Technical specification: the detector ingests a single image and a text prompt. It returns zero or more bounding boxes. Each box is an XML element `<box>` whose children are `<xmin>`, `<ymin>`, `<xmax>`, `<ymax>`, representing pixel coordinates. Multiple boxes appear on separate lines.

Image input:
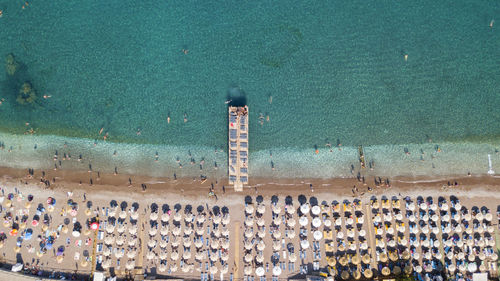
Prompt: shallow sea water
<box><xmin>0</xmin><ymin>0</ymin><xmax>500</xmax><ymax>178</ymax></box>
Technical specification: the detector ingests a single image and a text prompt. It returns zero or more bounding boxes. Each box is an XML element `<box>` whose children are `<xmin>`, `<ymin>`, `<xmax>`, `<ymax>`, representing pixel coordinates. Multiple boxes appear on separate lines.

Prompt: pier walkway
<box><xmin>228</xmin><ymin>106</ymin><xmax>248</xmax><ymax>191</ymax></box>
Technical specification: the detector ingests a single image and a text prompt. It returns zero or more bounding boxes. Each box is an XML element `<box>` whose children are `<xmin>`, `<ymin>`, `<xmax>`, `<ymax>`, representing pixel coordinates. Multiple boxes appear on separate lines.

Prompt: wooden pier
<box><xmin>228</xmin><ymin>106</ymin><xmax>248</xmax><ymax>191</ymax></box>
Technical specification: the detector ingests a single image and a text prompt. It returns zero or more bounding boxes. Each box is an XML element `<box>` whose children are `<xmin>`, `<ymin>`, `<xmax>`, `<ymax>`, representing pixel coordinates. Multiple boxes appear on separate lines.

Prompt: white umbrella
<box><xmin>431</xmin><ymin>214</ymin><xmax>438</xmax><ymax>222</ymax></box>
<box><xmin>476</xmin><ymin>213</ymin><xmax>483</xmax><ymax>221</ymax></box>
<box><xmin>273</xmin><ymin>240</ymin><xmax>281</xmax><ymax>251</ymax></box>
<box><xmin>256</xmin><ymin>267</ymin><xmax>265</xmax><ymax>277</ymax></box>
<box><xmin>300</xmin><ymin>204</ymin><xmax>310</xmax><ymax>214</ymax></box>
<box><xmin>358</xmin><ymin>229</ymin><xmax>366</xmax><ymax>236</ymax></box>
<box><xmin>324</xmin><ymin>220</ymin><xmax>332</xmax><ymax>227</ymax></box>
<box><xmin>257</xmin><ymin>204</ymin><xmax>265</xmax><ymax>214</ymax></box>
<box><xmin>185</xmin><ymin>213</ymin><xmax>194</xmax><ymax>223</ymax></box>
<box><xmin>273</xmin><ymin>231</ymin><xmax>281</xmax><ymax>239</ymax></box>
<box><xmin>272</xmin><ymin>266</ymin><xmax>282</xmax><ymax>276</ymax></box>
<box><xmin>116</xmin><ymin>235</ymin><xmax>125</xmax><ymax>246</ymax></box>
<box><xmin>245</xmin><ymin>205</ymin><xmax>254</xmax><ymax>214</ymax></box>
<box><xmin>149</xmin><ymin>228</ymin><xmax>158</xmax><ymax>237</ymax></box>
<box><xmin>422</xmin><ymin>214</ymin><xmax>429</xmax><ymax>221</ymax></box>
<box><xmin>448</xmin><ymin>264</ymin><xmax>456</xmax><ymax>273</ymax></box>
<box><xmin>244</xmin><ymin>228</ymin><xmax>253</xmax><ymax>238</ymax></box>
<box><xmin>117</xmin><ymin>224</ymin><xmax>125</xmax><ymax>234</ymax></box>
<box><xmin>129</xmin><ymin>225</ymin><xmax>138</xmax><ymax>235</ymax></box>
<box><xmin>160</xmin><ymin>226</ymin><xmax>169</xmax><ymax>236</ymax></box>
<box><xmin>287</xmin><ymin>219</ymin><xmax>296</xmax><ymax>227</ymax></box>
<box><xmin>299</xmin><ymin>216</ymin><xmax>308</xmax><ymax>226</ymax></box>
<box><xmin>374</xmin><ymin>216</ymin><xmax>382</xmax><ymax>223</ymax></box>
<box><xmin>312</xmin><ymin>217</ymin><xmax>322</xmax><ymax>228</ymax></box>
<box><xmin>222</xmin><ymin>214</ymin><xmax>230</xmax><ymax>225</ymax></box>
<box><xmin>183</xmin><ymin>251</ymin><xmax>191</xmax><ymax>260</ymax></box>
<box><xmin>420</xmin><ymin>203</ymin><xmax>427</xmax><ymax>210</ymax></box>
<box><xmin>360</xmin><ymin>242</ymin><xmax>368</xmax><ymax>250</ymax></box>
<box><xmin>150</xmin><ymin>212</ymin><xmax>158</xmax><ymax>221</ymax></box>
<box><xmin>171</xmin><ymin>251</ymin><xmax>179</xmax><ymax>261</ymax></box>
<box><xmin>286</xmin><ymin>206</ymin><xmax>295</xmax><ymax>215</ymax></box>
<box><xmin>146</xmin><ymin>251</ymin><xmax>155</xmax><ymax>260</ymax></box>
<box><xmin>485</xmin><ymin>213</ymin><xmax>492</xmax><ymax>221</ymax></box>
<box><xmin>244</xmin><ymin>253</ymin><xmax>253</xmax><ymax>263</ymax></box>
<box><xmin>300</xmin><ymin>239</ymin><xmax>310</xmax><ymax>249</ymax></box>
<box><xmin>213</xmin><ymin>215</ymin><xmax>222</xmax><ymax>224</ymax></box>
<box><xmin>174</xmin><ymin>212</ymin><xmax>182</xmax><ymax>222</ymax></box>
<box><xmin>147</xmin><ymin>239</ymin><xmax>157</xmax><ymax>248</ymax></box>
<box><xmin>289</xmin><ymin>253</ymin><xmax>297</xmax><ymax>262</ymax></box>
<box><xmin>311</xmin><ymin>206</ymin><xmax>321</xmax><ymax>216</ymax></box>
<box><xmin>244</xmin><ymin>266</ymin><xmax>253</xmax><ymax>275</ymax></box>
<box><xmin>395</xmin><ymin>213</ymin><xmax>403</xmax><ymax>221</ymax></box>
<box><xmin>441</xmin><ymin>203</ymin><xmax>449</xmax><ymax>211</ymax></box>
<box><xmin>161</xmin><ymin>213</ymin><xmax>170</xmax><ymax>222</ymax></box>
<box><xmin>159</xmin><ymin>239</ymin><xmax>167</xmax><ymax>249</ymax></box>
<box><xmin>257</xmin><ymin>240</ymin><xmax>266</xmax><ymax>251</ymax></box>
<box><xmin>337</xmin><ymin>232</ymin><xmax>344</xmax><ymax>239</ymax></box>
<box><xmin>119</xmin><ymin>211</ymin><xmax>127</xmax><ymax>219</ymax></box>
<box><xmin>196</xmin><ymin>215</ymin><xmax>205</xmax><ymax>224</ymax></box>
<box><xmin>468</xmin><ymin>263</ymin><xmax>477</xmax><ymax>273</ymax></box>
<box><xmin>272</xmin><ymin>216</ymin><xmax>281</xmax><ymax>226</ymax></box>
<box><xmin>335</xmin><ymin>217</ymin><xmax>342</xmax><ymax>226</ymax></box>
<box><xmin>272</xmin><ymin>205</ymin><xmax>282</xmax><ymax>214</ymax></box>
<box><xmin>313</xmin><ymin>230</ymin><xmax>323</xmax><ymax>241</ymax></box>
<box><xmin>442</xmin><ymin>214</ymin><xmax>450</xmax><ymax>222</ymax></box>
<box><xmin>408</xmin><ymin>203</ymin><xmax>415</xmax><ymax>211</ymax></box>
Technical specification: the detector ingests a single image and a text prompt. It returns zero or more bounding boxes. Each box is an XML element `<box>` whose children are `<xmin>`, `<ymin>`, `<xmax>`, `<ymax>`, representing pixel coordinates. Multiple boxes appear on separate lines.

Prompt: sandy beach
<box><xmin>0</xmin><ymin>165</ymin><xmax>498</xmax><ymax>280</ymax></box>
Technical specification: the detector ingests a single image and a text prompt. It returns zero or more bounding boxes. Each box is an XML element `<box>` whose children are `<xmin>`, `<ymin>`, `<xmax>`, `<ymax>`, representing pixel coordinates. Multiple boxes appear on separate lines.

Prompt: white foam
<box><xmin>0</xmin><ymin>132</ymin><xmax>498</xmax><ymax>179</ymax></box>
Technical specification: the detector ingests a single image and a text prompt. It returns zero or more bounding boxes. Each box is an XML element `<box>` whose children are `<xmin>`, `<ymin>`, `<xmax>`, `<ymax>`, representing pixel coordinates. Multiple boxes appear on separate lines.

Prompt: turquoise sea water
<box><xmin>0</xmin><ymin>0</ymin><xmax>500</xmax><ymax>178</ymax></box>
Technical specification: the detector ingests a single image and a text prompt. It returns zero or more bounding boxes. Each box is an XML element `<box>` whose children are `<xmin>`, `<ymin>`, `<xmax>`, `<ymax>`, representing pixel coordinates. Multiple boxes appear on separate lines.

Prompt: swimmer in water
<box><xmin>167</xmin><ymin>115</ymin><xmax>171</xmax><ymax>124</ymax></box>
<box><xmin>404</xmin><ymin>54</ymin><xmax>408</xmax><ymax>61</ymax></box>
<box><xmin>225</xmin><ymin>99</ymin><xmax>232</xmax><ymax>104</ymax></box>
<box><xmin>184</xmin><ymin>113</ymin><xmax>188</xmax><ymax>123</ymax></box>
<box><xmin>155</xmin><ymin>152</ymin><xmax>159</xmax><ymax>162</ymax></box>
<box><xmin>43</xmin><ymin>95</ymin><xmax>52</xmax><ymax>99</ymax></box>
<box><xmin>269</xmin><ymin>95</ymin><xmax>273</xmax><ymax>104</ymax></box>
<box><xmin>490</xmin><ymin>19</ymin><xmax>495</xmax><ymax>28</ymax></box>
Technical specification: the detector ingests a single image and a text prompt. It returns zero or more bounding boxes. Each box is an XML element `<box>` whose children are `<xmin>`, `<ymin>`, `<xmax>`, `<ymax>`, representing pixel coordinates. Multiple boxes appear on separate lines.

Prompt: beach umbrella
<box><xmin>197</xmin><ymin>214</ymin><xmax>206</xmax><ymax>224</ymax></box>
<box><xmin>287</xmin><ymin>219</ymin><xmax>296</xmax><ymax>227</ymax></box>
<box><xmin>464</xmin><ymin>213</ymin><xmax>472</xmax><ymax>221</ymax></box>
<box><xmin>245</xmin><ymin>216</ymin><xmax>254</xmax><ymax>227</ymax></box>
<box><xmin>147</xmin><ymin>239</ymin><xmax>156</xmax><ymax>248</ymax></box>
<box><xmin>158</xmin><ymin>264</ymin><xmax>167</xmax><ymax>272</ymax></box>
<box><xmin>256</xmin><ymin>253</ymin><xmax>264</xmax><ymax>263</ymax></box>
<box><xmin>185</xmin><ymin>213</ymin><xmax>194</xmax><ymax>223</ymax></box>
<box><xmin>171</xmin><ymin>251</ymin><xmax>179</xmax><ymax>261</ymax></box>
<box><xmin>170</xmin><ymin>264</ymin><xmax>178</xmax><ymax>272</ymax></box>
<box><xmin>149</xmin><ymin>228</ymin><xmax>158</xmax><ymax>237</ymax></box>
<box><xmin>341</xmin><ymin>271</ymin><xmax>350</xmax><ymax>280</ymax></box>
<box><xmin>171</xmin><ymin>237</ymin><xmax>180</xmax><ymax>247</ymax></box>
<box><xmin>339</xmin><ymin>256</ymin><xmax>348</xmax><ymax>266</ymax></box>
<box><xmin>174</xmin><ymin>212</ymin><xmax>182</xmax><ymax>222</ymax></box>
<box><xmin>117</xmin><ymin>224</ymin><xmax>126</xmax><ymax>234</ymax></box>
<box><xmin>172</xmin><ymin>226</ymin><xmax>181</xmax><ymax>236</ymax></box>
<box><xmin>424</xmin><ymin>252</ymin><xmax>432</xmax><ymax>260</ymax></box>
<box><xmin>415</xmin><ymin>265</ymin><xmax>422</xmax><ymax>273</ymax></box>
<box><xmin>210</xmin><ymin>253</ymin><xmax>218</xmax><ymax>262</ymax></box>
<box><xmin>244</xmin><ymin>266</ymin><xmax>253</xmax><ymax>275</ymax></box>
<box><xmin>272</xmin><ymin>231</ymin><xmax>281</xmax><ymax>239</ymax></box>
<box><xmin>256</xmin><ymin>267</ymin><xmax>265</xmax><ymax>277</ymax></box>
<box><xmin>272</xmin><ymin>266</ymin><xmax>282</xmax><ymax>276</ymax></box>
<box><xmin>430</xmin><ymin>204</ymin><xmax>437</xmax><ymax>211</ymax></box>
<box><xmin>491</xmin><ymin>253</ymin><xmax>498</xmax><ymax>261</ymax></box>
<box><xmin>442</xmin><ymin>214</ymin><xmax>450</xmax><ymax>222</ymax></box>
<box><xmin>387</xmin><ymin>227</ymin><xmax>394</xmax><ymax>235</ymax></box>
<box><xmin>126</xmin><ymin>260</ymin><xmax>135</xmax><ymax>270</ymax></box>
<box><xmin>159</xmin><ymin>239</ymin><xmax>167</xmax><ymax>249</ymax></box>
<box><xmin>358</xmin><ymin>229</ymin><xmax>366</xmax><ymax>237</ymax></box>
<box><xmin>349</xmin><ymin>243</ymin><xmax>357</xmax><ymax>251</ymax></box>
<box><xmin>337</xmin><ymin>232</ymin><xmax>344</xmax><ymax>239</ymax></box>
<box><xmin>313</xmin><ymin>230</ymin><xmax>323</xmax><ymax>241</ymax></box>
<box><xmin>257</xmin><ymin>204</ymin><xmax>266</xmax><ymax>215</ymax></box>
<box><xmin>245</xmin><ymin>205</ymin><xmax>254</xmax><ymax>214</ymax></box>
<box><xmin>244</xmin><ymin>253</ymin><xmax>253</xmax><ymax>263</ymax></box>
<box><xmin>160</xmin><ymin>213</ymin><xmax>170</xmax><ymax>223</ymax></box>
<box><xmin>272</xmin><ymin>216</ymin><xmax>281</xmax><ymax>226</ymax></box>
<box><xmin>257</xmin><ymin>240</ymin><xmax>265</xmax><ymax>251</ymax></box>
<box><xmin>393</xmin><ymin>266</ymin><xmax>401</xmax><ymax>275</ymax></box>
<box><xmin>404</xmin><ymin>265</ymin><xmax>413</xmax><ymax>275</ymax></box>
<box><xmin>422</xmin><ymin>214</ymin><xmax>429</xmax><ymax>221</ymax></box>
<box><xmin>324</xmin><ymin>219</ymin><xmax>332</xmax><ymax>227</ymax></box>
<box><xmin>272</xmin><ymin>204</ymin><xmax>282</xmax><ymax>214</ymax></box>
<box><xmin>300</xmin><ymin>239</ymin><xmax>310</xmax><ymax>249</ymax></box>
<box><xmin>211</xmin><ymin>239</ymin><xmax>220</xmax><ymax>249</ymax></box>
<box><xmin>214</xmin><ymin>215</ymin><xmax>222</xmax><ymax>225</ymax></box>
<box><xmin>485</xmin><ymin>213</ymin><xmax>492</xmax><ymax>221</ymax></box>
<box><xmin>299</xmin><ymin>216</ymin><xmax>308</xmax><ymax>226</ymax></box>
<box><xmin>352</xmin><ymin>254</ymin><xmax>361</xmax><ymax>265</ymax></box>
<box><xmin>127</xmin><ymin>250</ymin><xmax>137</xmax><ymax>259</ymax></box>
<box><xmin>402</xmin><ymin>250</ymin><xmax>411</xmax><ymax>260</ymax></box>
<box><xmin>286</xmin><ymin>206</ymin><xmax>296</xmax><ymax>215</ymax></box>
<box><xmin>195</xmin><ymin>226</ymin><xmax>204</xmax><ymax>236</ymax></box>
<box><xmin>184</xmin><ymin>227</ymin><xmax>193</xmax><ymax>236</ymax></box>
<box><xmin>311</xmin><ymin>205</ymin><xmax>321</xmax><ymax>216</ymax></box>
<box><xmin>362</xmin><ymin>254</ymin><xmax>371</xmax><ymax>264</ymax></box>
<box><xmin>256</xmin><ymin>217</ymin><xmax>265</xmax><ymax>227</ymax></box>
<box><xmin>257</xmin><ymin>229</ymin><xmax>266</xmax><ymax>238</ymax></box>
<box><xmin>479</xmin><ymin>252</ymin><xmax>486</xmax><ymax>260</ymax></box>
<box><xmin>387</xmin><ymin>239</ymin><xmax>396</xmax><ymax>248</ymax></box>
<box><xmin>300</xmin><ymin>204</ymin><xmax>310</xmax><ymax>214</ymax></box>
<box><xmin>380</xmin><ymin>253</ymin><xmax>388</xmax><ymax>263</ymax></box>
<box><xmin>115</xmin><ymin>250</ymin><xmax>124</xmax><ymax>258</ymax></box>
<box><xmin>364</xmin><ymin>269</ymin><xmax>373</xmax><ymax>279</ymax></box>
<box><xmin>353</xmin><ymin>270</ymin><xmax>362</xmax><ymax>280</ymax></box>
<box><xmin>336</xmin><ymin>217</ymin><xmax>342</xmax><ymax>226</ymax></box>
<box><xmin>468</xmin><ymin>262</ymin><xmax>477</xmax><ymax>273</ymax></box>
<box><xmin>104</xmin><ymin>236</ymin><xmax>114</xmax><ymax>245</ymax></box>
<box><xmin>389</xmin><ymin>251</ymin><xmax>398</xmax><ymax>262</ymax></box>
<box><xmin>183</xmin><ymin>251</ymin><xmax>191</xmax><ymax>260</ymax></box>
<box><xmin>289</xmin><ymin>253</ymin><xmax>297</xmax><ymax>262</ymax></box>
<box><xmin>273</xmin><ymin>240</ymin><xmax>281</xmax><ymax>251</ymax></box>
<box><xmin>376</xmin><ymin>228</ymin><xmax>383</xmax><ymax>235</ymax></box>
<box><xmin>312</xmin><ymin>217</ymin><xmax>322</xmax><ymax>228</ymax></box>
<box><xmin>420</xmin><ymin>203</ymin><xmax>427</xmax><ymax>210</ymax></box>
<box><xmin>244</xmin><ymin>240</ymin><xmax>253</xmax><ymax>250</ymax></box>
<box><xmin>382</xmin><ymin>267</ymin><xmax>390</xmax><ymax>276</ymax></box>
<box><xmin>116</xmin><ymin>235</ymin><xmax>125</xmax><ymax>246</ymax></box>
<box><xmin>395</xmin><ymin>213</ymin><xmax>403</xmax><ymax>221</ymax></box>
<box><xmin>244</xmin><ymin>228</ymin><xmax>253</xmax><ymax>238</ymax></box>
<box><xmin>413</xmin><ymin>252</ymin><xmax>420</xmax><ymax>260</ymax></box>
<box><xmin>338</xmin><ymin>244</ymin><xmax>346</xmax><ymax>252</ymax></box>
<box><xmin>326</xmin><ymin>256</ymin><xmax>336</xmax><ymax>266</ymax></box>
<box><xmin>102</xmin><ymin>247</ymin><xmax>111</xmax><ymax>257</ymax></box>
<box><xmin>468</xmin><ymin>253</ymin><xmax>476</xmax><ymax>262</ymax></box>
<box><xmin>289</xmin><ymin>230</ymin><xmax>296</xmax><ymax>239</ymax></box>
<box><xmin>384</xmin><ymin>214</ymin><xmax>392</xmax><ymax>222</ymax></box>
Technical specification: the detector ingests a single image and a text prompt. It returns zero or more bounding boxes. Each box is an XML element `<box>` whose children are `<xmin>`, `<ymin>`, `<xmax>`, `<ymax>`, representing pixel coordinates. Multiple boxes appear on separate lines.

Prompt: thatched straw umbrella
<box><xmin>364</xmin><ymin>268</ymin><xmax>373</xmax><ymax>279</ymax></box>
<box><xmin>341</xmin><ymin>270</ymin><xmax>350</xmax><ymax>280</ymax></box>
<box><xmin>381</xmin><ymin>267</ymin><xmax>390</xmax><ymax>276</ymax></box>
<box><xmin>380</xmin><ymin>253</ymin><xmax>388</xmax><ymax>263</ymax></box>
<box><xmin>80</xmin><ymin>260</ymin><xmax>88</xmax><ymax>267</ymax></box>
